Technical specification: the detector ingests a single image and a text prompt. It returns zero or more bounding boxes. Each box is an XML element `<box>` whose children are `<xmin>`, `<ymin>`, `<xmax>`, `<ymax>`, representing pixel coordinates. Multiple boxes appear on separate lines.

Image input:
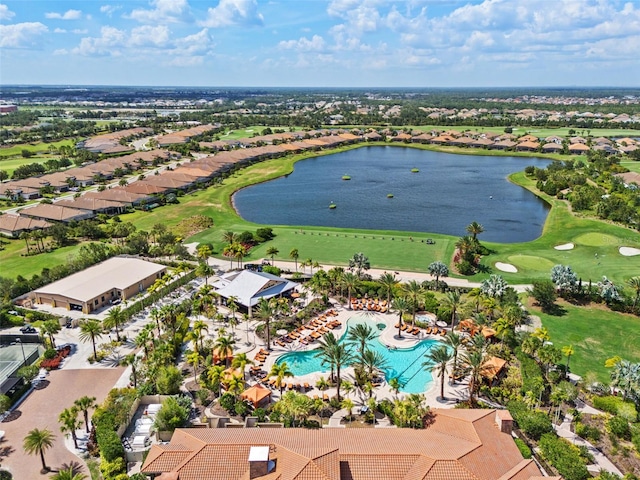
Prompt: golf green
<box><xmin>574</xmin><ymin>233</ymin><xmax>621</xmax><ymax>247</ymax></box>
<box><xmin>508</xmin><ymin>255</ymin><xmax>556</xmax><ymax>272</ymax></box>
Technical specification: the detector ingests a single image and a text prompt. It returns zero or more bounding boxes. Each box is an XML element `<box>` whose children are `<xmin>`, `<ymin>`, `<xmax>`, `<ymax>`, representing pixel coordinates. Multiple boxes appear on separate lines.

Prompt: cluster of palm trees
<box><xmin>23</xmin><ymin>396</ymin><xmax>97</xmax><ymax>476</ymax></box>
<box><xmin>454</xmin><ymin>221</ymin><xmax>486</xmax><ymax>273</ymax></box>
<box><xmin>312</xmin><ymin>323</ymin><xmax>389</xmax><ymax>403</ymax></box>
<box><xmin>221</xmin><ymin>231</ymin><xmax>248</xmax><ymax>269</ymax></box>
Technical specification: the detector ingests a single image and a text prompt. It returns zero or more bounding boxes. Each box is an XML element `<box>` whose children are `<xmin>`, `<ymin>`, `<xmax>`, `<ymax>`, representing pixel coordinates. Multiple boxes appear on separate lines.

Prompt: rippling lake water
<box><xmin>233</xmin><ymin>146</ymin><xmax>551</xmax><ymax>243</ymax></box>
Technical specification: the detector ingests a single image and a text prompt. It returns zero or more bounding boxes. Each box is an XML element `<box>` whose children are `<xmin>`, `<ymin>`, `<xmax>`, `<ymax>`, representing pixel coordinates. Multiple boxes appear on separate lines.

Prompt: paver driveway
<box><xmin>0</xmin><ymin>368</ymin><xmax>125</xmax><ymax>478</ymax></box>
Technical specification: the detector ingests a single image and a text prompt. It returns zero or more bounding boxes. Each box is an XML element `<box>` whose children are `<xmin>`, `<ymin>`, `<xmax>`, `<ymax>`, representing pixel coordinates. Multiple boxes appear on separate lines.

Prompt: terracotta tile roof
<box><xmin>423</xmin><ymin>460</ymin><xmax>479</xmax><ymax>479</ymax></box>
<box><xmin>142</xmin><ymin>410</ymin><xmax>547</xmax><ymax>480</ymax></box>
<box><xmin>0</xmin><ymin>213</ymin><xmax>51</xmax><ymax>234</ymax></box>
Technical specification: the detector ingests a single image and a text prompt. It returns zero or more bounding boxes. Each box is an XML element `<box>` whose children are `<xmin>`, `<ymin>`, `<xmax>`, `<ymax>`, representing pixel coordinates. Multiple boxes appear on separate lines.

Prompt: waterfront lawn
<box><xmin>479</xmin><ymin>171</ymin><xmax>640</xmax><ymax>285</ymax></box>
<box><xmin>407</xmin><ymin>125</ymin><xmax>640</xmax><ymax>139</ymax></box>
<box><xmin>536</xmin><ymin>303</ymin><xmax>640</xmax><ymax>383</ymax></box>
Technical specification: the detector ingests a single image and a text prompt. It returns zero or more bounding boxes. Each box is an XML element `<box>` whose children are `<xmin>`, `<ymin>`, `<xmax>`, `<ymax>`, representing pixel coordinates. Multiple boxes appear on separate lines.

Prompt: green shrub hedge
<box><xmin>514</xmin><ymin>438</ymin><xmax>532</xmax><ymax>459</ymax></box>
<box><xmin>607</xmin><ymin>415</ymin><xmax>631</xmax><ymax>440</ymax></box>
<box><xmin>507</xmin><ymin>400</ymin><xmax>553</xmax><ymax>440</ymax></box>
<box><xmin>574</xmin><ymin>422</ymin><xmax>601</xmax><ymax>442</ymax></box>
<box><xmin>538</xmin><ymin>433</ymin><xmax>589</xmax><ymax>480</ymax></box>
<box><xmin>592</xmin><ymin>395</ymin><xmax>637</xmax><ymax>420</ymax></box>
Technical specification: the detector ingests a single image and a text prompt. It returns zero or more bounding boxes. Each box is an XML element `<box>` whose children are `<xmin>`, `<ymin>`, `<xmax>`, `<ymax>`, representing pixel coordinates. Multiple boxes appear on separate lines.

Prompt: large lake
<box><xmin>233</xmin><ymin>146</ymin><xmax>552</xmax><ymax>243</ymax></box>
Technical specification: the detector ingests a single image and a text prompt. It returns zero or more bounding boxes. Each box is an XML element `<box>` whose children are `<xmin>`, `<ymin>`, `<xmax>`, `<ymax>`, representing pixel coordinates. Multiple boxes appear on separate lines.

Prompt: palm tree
<box><xmin>316</xmin><ymin>333</ymin><xmax>339</xmax><ymax>382</ymax></box>
<box><xmin>266</xmin><ymin>246</ymin><xmax>279</xmax><ymax>265</ymax></box>
<box><xmin>466</xmin><ymin>221</ymin><xmax>485</xmax><ymax>241</ymax></box>
<box><xmin>403</xmin><ymin>280</ymin><xmax>424</xmax><ymax>325</ymax></box>
<box><xmin>232</xmin><ymin>352</ymin><xmax>254</xmax><ymax>380</ymax></box>
<box><xmin>462</xmin><ymin>349</ymin><xmax>486</xmax><ymax>404</ymax></box>
<box><xmin>423</xmin><ymin>345</ymin><xmax>453</xmax><ymax>400</ymax></box>
<box><xmin>427</xmin><ymin>261</ymin><xmax>449</xmax><ymax>289</ymax></box>
<box><xmin>562</xmin><ymin>345</ymin><xmax>575</xmax><ymax>371</ymax></box>
<box><xmin>361</xmin><ymin>348</ymin><xmax>389</xmax><ymax>385</ymax></box>
<box><xmin>443</xmin><ymin>331</ymin><xmax>463</xmax><ymax>384</ymax></box>
<box><xmin>342</xmin><ymin>272</ymin><xmax>360</xmax><ymax>308</ymax></box>
<box><xmin>222</xmin><ymin>230</ymin><xmax>237</xmax><ymax>244</ymax></box>
<box><xmin>347</xmin><ymin>323</ymin><xmax>376</xmax><ymax>357</ymax></box>
<box><xmin>41</xmin><ymin>319</ymin><xmax>61</xmax><ymax>349</ymax></box>
<box><xmin>23</xmin><ymin>428</ymin><xmax>56</xmax><ymax>473</ymax></box>
<box><xmin>441</xmin><ymin>289</ymin><xmax>462</xmax><ymax>329</ymax></box>
<box><xmin>226</xmin><ymin>295</ymin><xmax>239</xmax><ymax>325</ymax></box>
<box><xmin>378</xmin><ymin>272</ymin><xmax>398</xmax><ymax>305</ymax></box>
<box><xmin>628</xmin><ymin>277</ymin><xmax>640</xmax><ymax>309</ymax></box>
<box><xmin>269</xmin><ymin>362</ymin><xmax>293</xmax><ymax>395</ymax></box>
<box><xmin>196</xmin><ymin>262</ymin><xmax>214</xmax><ymax>285</ymax></box>
<box><xmin>78</xmin><ymin>319</ymin><xmax>103</xmax><ymax>361</ymax></box>
<box><xmin>226</xmin><ymin>373</ymin><xmax>245</xmax><ymax>399</ymax></box>
<box><xmin>103</xmin><ymin>305</ymin><xmax>125</xmax><ymax>341</ymax></box>
<box><xmin>333</xmin><ymin>344</ymin><xmax>353</xmax><ymax>402</ymax></box>
<box><xmin>481</xmin><ymin>274</ymin><xmax>508</xmax><ymax>299</ymax></box>
<box><xmin>150</xmin><ymin>306</ymin><xmax>162</xmax><ymax>336</ymax></box>
<box><xmin>341</xmin><ymin>398</ymin><xmax>355</xmax><ymax>423</ymax></box>
<box><xmin>186</xmin><ymin>351</ymin><xmax>201</xmax><ymax>380</ymax></box>
<box><xmin>289</xmin><ymin>248</ymin><xmax>299</xmax><ymax>272</ymax></box>
<box><xmin>74</xmin><ymin>396</ymin><xmax>97</xmax><ymax>434</ymax></box>
<box><xmin>51</xmin><ymin>466</ymin><xmax>87</xmax><ymax>480</ymax></box>
<box><xmin>135</xmin><ymin>327</ymin><xmax>152</xmax><ymax>358</ymax></box>
<box><xmin>256</xmin><ymin>297</ymin><xmax>275</xmax><ymax>350</ymax></box>
<box><xmin>467</xmin><ymin>287</ymin><xmax>484</xmax><ymax>313</ymax></box>
<box><xmin>214</xmin><ymin>335</ymin><xmax>236</xmax><ymax>368</ymax></box>
<box><xmin>59</xmin><ymin>407</ymin><xmax>82</xmax><ymax>449</ymax></box>
<box><xmin>389</xmin><ymin>377</ymin><xmax>401</xmax><ymax>394</ymax></box>
<box><xmin>207</xmin><ymin>365</ymin><xmax>226</xmax><ymax>397</ymax></box>
<box><xmin>391</xmin><ymin>296</ymin><xmax>410</xmax><ymax>338</ymax></box>
<box><xmin>120</xmin><ymin>354</ymin><xmax>139</xmax><ymax>388</ymax></box>
<box><xmin>190</xmin><ymin>319</ymin><xmax>209</xmax><ymax>353</ymax></box>
<box><xmin>348</xmin><ymin>252</ymin><xmax>370</xmax><ymax>278</ymax></box>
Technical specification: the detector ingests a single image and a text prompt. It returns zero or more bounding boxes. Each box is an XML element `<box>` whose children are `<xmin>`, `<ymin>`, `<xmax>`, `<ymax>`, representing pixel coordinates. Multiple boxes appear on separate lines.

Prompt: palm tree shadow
<box><xmin>57</xmin><ymin>461</ymin><xmax>85</xmax><ymax>475</ymax></box>
<box><xmin>102</xmin><ymin>352</ymin><xmax>124</xmax><ymax>367</ymax></box>
<box><xmin>476</xmin><ymin>264</ymin><xmax>492</xmax><ymax>274</ymax></box>
<box><xmin>0</xmin><ymin>440</ymin><xmax>15</xmax><ymax>460</ymax></box>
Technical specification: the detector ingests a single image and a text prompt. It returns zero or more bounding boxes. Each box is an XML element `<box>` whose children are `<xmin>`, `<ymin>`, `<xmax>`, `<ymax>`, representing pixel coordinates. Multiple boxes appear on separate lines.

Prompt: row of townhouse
<box><xmin>0</xmin><ymin>131</ymin><xmax>361</xmax><ymax>238</ymax></box>
<box><xmin>0</xmin><ymin>149</ymin><xmax>177</xmax><ymax>202</ymax></box>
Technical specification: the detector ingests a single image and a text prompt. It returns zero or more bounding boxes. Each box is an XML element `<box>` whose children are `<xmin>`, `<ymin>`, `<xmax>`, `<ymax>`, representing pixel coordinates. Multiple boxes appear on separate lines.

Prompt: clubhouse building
<box><xmin>141</xmin><ymin>409</ymin><xmax>556</xmax><ymax>480</ymax></box>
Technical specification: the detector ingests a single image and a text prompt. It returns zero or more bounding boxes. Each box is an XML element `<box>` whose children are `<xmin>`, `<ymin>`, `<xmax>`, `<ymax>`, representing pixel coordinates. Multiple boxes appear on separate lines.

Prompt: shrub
<box><xmin>96</xmin><ymin>427</ymin><xmax>124</xmax><ymax>462</ymax></box>
<box><xmin>514</xmin><ymin>438</ymin><xmax>532</xmax><ymax>459</ymax></box>
<box><xmin>234</xmin><ymin>401</ymin><xmax>249</xmax><ymax>417</ymax></box>
<box><xmin>592</xmin><ymin>395</ymin><xmax>636</xmax><ymax>417</ymax></box>
<box><xmin>456</xmin><ymin>260</ymin><xmax>475</xmax><ymax>275</ymax></box>
<box><xmin>574</xmin><ymin>422</ymin><xmax>601</xmax><ymax>442</ymax></box>
<box><xmin>507</xmin><ymin>401</ymin><xmax>553</xmax><ymax>440</ymax></box>
<box><xmin>538</xmin><ymin>433</ymin><xmax>589</xmax><ymax>480</ymax></box>
<box><xmin>156</xmin><ymin>365</ymin><xmax>183</xmax><ymax>395</ymax></box>
<box><xmin>254</xmin><ymin>408</ymin><xmax>267</xmax><ymax>422</ymax></box>
<box><xmin>154</xmin><ymin>397</ymin><xmax>190</xmax><ymax>432</ymax></box>
<box><xmin>262</xmin><ymin>265</ymin><xmax>281</xmax><ymax>276</ymax></box>
<box><xmin>607</xmin><ymin>415</ymin><xmax>631</xmax><ymax>440</ymax></box>
<box><xmin>99</xmin><ymin>457</ymin><xmax>126</xmax><ymax>479</ymax></box>
<box><xmin>43</xmin><ymin>348</ymin><xmax>57</xmax><ymax>360</ymax></box>
<box><xmin>219</xmin><ymin>393</ymin><xmax>236</xmax><ymax>412</ymax></box>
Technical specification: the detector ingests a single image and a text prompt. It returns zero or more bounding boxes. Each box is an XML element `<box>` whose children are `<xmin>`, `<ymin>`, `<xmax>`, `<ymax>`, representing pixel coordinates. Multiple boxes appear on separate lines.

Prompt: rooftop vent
<box><xmin>249</xmin><ymin>446</ymin><xmax>275</xmax><ymax>479</ymax></box>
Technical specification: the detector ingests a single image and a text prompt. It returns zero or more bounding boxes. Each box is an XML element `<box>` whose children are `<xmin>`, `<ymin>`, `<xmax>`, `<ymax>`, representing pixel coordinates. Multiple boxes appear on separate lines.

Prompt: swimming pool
<box><xmin>276</xmin><ymin>319</ymin><xmax>441</xmax><ymax>394</ymax></box>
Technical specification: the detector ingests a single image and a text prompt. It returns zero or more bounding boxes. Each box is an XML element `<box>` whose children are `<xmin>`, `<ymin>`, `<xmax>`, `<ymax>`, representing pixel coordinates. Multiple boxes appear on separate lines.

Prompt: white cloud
<box><xmin>130</xmin><ymin>25</ymin><xmax>171</xmax><ymax>47</ymax></box>
<box><xmin>69</xmin><ymin>25</ymin><xmax>213</xmax><ymax>64</ymax></box>
<box><xmin>100</xmin><ymin>5</ymin><xmax>122</xmax><ymax>17</ymax></box>
<box><xmin>0</xmin><ymin>4</ymin><xmax>15</xmax><ymax>21</ymax></box>
<box><xmin>0</xmin><ymin>22</ymin><xmax>48</xmax><ymax>48</ymax></box>
<box><xmin>199</xmin><ymin>0</ymin><xmax>264</xmax><ymax>28</ymax></box>
<box><xmin>54</xmin><ymin>28</ymin><xmax>67</xmax><ymax>34</ymax></box>
<box><xmin>72</xmin><ymin>26</ymin><xmax>127</xmax><ymax>56</ymax></box>
<box><xmin>128</xmin><ymin>0</ymin><xmax>191</xmax><ymax>24</ymax></box>
<box><xmin>45</xmin><ymin>9</ymin><xmax>83</xmax><ymax>20</ymax></box>
<box><xmin>278</xmin><ymin>35</ymin><xmax>326</xmax><ymax>52</ymax></box>
<box><xmin>72</xmin><ymin>29</ymin><xmax>88</xmax><ymax>34</ymax></box>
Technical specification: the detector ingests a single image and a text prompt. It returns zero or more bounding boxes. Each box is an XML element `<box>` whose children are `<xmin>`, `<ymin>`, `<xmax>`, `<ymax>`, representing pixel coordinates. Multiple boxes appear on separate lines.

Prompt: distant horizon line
<box><xmin>1</xmin><ymin>84</ymin><xmax>639</xmax><ymax>91</ymax></box>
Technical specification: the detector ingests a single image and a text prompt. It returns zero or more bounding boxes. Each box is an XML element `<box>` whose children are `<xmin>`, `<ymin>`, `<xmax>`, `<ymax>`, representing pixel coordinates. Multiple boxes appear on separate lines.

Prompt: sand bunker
<box><xmin>554</xmin><ymin>243</ymin><xmax>575</xmax><ymax>251</ymax></box>
<box><xmin>619</xmin><ymin>247</ymin><xmax>640</xmax><ymax>257</ymax></box>
<box><xmin>495</xmin><ymin>262</ymin><xmax>518</xmax><ymax>273</ymax></box>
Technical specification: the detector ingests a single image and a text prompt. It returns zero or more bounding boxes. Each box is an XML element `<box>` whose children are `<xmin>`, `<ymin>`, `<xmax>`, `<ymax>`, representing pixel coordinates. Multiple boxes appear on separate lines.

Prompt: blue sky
<box><xmin>1</xmin><ymin>0</ymin><xmax>639</xmax><ymax>88</ymax></box>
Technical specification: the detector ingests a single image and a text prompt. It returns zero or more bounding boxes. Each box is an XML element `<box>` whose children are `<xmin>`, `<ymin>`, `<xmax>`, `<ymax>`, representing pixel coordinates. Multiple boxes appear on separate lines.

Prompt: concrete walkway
<box><xmin>554</xmin><ymin>412</ymin><xmax>622</xmax><ymax>476</ymax></box>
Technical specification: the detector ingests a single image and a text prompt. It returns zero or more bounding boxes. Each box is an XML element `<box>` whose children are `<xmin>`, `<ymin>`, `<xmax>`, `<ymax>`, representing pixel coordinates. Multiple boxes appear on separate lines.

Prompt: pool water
<box><xmin>276</xmin><ymin>320</ymin><xmax>440</xmax><ymax>393</ymax></box>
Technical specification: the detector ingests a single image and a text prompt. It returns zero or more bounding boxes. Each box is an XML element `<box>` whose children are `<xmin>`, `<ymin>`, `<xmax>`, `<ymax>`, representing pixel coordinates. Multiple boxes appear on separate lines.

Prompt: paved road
<box><xmin>0</xmin><ymin>368</ymin><xmax>125</xmax><ymax>479</ymax></box>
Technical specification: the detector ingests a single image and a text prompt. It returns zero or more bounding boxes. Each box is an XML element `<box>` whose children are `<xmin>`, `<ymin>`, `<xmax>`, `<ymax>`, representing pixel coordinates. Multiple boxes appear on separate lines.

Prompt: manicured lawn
<box><xmin>0</xmin><ymin>155</ymin><xmax>53</xmax><ymax>176</ymax></box>
<box><xmin>0</xmin><ymin>239</ymin><xmax>82</xmax><ymax>278</ymax></box>
<box><xmin>621</xmin><ymin>160</ymin><xmax>640</xmax><ymax>173</ymax></box>
<box><xmin>536</xmin><ymin>303</ymin><xmax>640</xmax><ymax>383</ymax></box>
<box><xmin>221</xmin><ymin>126</ymin><xmax>303</xmax><ymax>140</ymax></box>
<box><xmin>0</xmin><ymin>139</ymin><xmax>75</xmax><ymax>158</ymax></box>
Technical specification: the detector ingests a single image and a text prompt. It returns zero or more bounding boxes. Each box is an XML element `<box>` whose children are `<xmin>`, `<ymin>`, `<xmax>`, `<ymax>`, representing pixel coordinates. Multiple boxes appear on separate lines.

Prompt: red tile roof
<box><xmin>142</xmin><ymin>409</ymin><xmax>547</xmax><ymax>480</ymax></box>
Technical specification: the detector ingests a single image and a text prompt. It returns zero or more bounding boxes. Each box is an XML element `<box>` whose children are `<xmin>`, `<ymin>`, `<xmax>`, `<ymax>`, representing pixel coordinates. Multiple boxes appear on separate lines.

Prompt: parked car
<box><xmin>20</xmin><ymin>326</ymin><xmax>36</xmax><ymax>334</ymax></box>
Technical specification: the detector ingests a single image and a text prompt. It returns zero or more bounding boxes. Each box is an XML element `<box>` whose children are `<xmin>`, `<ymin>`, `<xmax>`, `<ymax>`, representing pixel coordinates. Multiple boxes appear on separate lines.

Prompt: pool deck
<box><xmin>257</xmin><ymin>306</ymin><xmax>469</xmax><ymax>407</ymax></box>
